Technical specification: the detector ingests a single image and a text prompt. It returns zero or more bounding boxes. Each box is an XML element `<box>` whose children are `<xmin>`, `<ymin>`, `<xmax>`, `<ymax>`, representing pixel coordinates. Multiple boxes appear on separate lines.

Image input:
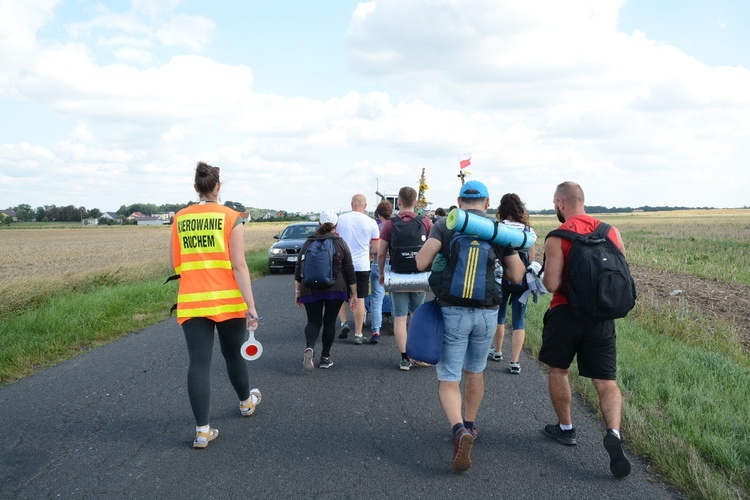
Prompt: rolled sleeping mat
<box><xmin>446</xmin><ymin>208</ymin><xmax>536</xmax><ymax>252</ymax></box>
<box><xmin>383</xmin><ymin>267</ymin><xmax>431</xmax><ymax>292</ymax></box>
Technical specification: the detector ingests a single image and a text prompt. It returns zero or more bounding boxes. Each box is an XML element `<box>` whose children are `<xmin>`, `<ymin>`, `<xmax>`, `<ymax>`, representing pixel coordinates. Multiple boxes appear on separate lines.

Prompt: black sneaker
<box><xmin>603</xmin><ymin>430</ymin><xmax>631</xmax><ymax>478</ymax></box>
<box><xmin>543</xmin><ymin>423</ymin><xmax>577</xmax><ymax>446</ymax></box>
<box><xmin>319</xmin><ymin>357</ymin><xmax>334</xmax><ymax>369</ymax></box>
<box><xmin>338</xmin><ymin>323</ymin><xmax>350</xmax><ymax>339</ymax></box>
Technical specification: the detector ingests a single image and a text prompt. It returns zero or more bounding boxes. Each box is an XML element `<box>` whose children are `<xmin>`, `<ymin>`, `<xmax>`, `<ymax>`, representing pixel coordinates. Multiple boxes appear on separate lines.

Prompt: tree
<box><xmin>0</xmin><ymin>213</ymin><xmax>9</xmax><ymax>225</ymax></box>
<box><xmin>35</xmin><ymin>206</ymin><xmax>46</xmax><ymax>222</ymax></box>
<box><xmin>12</xmin><ymin>204</ymin><xmax>34</xmax><ymax>222</ymax></box>
<box><xmin>89</xmin><ymin>208</ymin><xmax>102</xmax><ymax>219</ymax></box>
<box><xmin>224</xmin><ymin>201</ymin><xmax>246</xmax><ymax>212</ymax></box>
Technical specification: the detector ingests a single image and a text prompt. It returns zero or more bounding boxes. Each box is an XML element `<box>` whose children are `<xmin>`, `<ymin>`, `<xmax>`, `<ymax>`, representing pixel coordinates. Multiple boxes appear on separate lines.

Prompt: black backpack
<box><xmin>546</xmin><ymin>222</ymin><xmax>636</xmax><ymax>321</ymax></box>
<box><xmin>302</xmin><ymin>238</ymin><xmax>335</xmax><ymax>288</ymax></box>
<box><xmin>439</xmin><ymin>232</ymin><xmax>501</xmax><ymax>308</ymax></box>
<box><xmin>389</xmin><ymin>215</ymin><xmax>427</xmax><ymax>274</ymax></box>
<box><xmin>501</xmin><ymin>224</ymin><xmax>531</xmax><ymax>295</ymax></box>
<box><xmin>501</xmin><ymin>250</ymin><xmax>530</xmax><ymax>295</ymax></box>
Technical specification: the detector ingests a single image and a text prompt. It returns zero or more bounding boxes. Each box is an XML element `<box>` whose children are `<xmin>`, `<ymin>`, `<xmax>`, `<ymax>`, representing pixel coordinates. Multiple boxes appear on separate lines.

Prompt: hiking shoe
<box><xmin>240</xmin><ymin>388</ymin><xmax>262</xmax><ymax>417</ymax></box>
<box><xmin>370</xmin><ymin>333</ymin><xmax>380</xmax><ymax>344</ymax></box>
<box><xmin>353</xmin><ymin>334</ymin><xmax>365</xmax><ymax>345</ymax></box>
<box><xmin>319</xmin><ymin>357</ymin><xmax>334</xmax><ymax>369</ymax></box>
<box><xmin>193</xmin><ymin>428</ymin><xmax>219</xmax><ymax>449</ymax></box>
<box><xmin>603</xmin><ymin>430</ymin><xmax>631</xmax><ymax>478</ymax></box>
<box><xmin>488</xmin><ymin>347</ymin><xmax>503</xmax><ymax>362</ymax></box>
<box><xmin>466</xmin><ymin>425</ymin><xmax>478</xmax><ymax>441</ymax></box>
<box><xmin>509</xmin><ymin>362</ymin><xmax>521</xmax><ymax>374</ymax></box>
<box><xmin>338</xmin><ymin>322</ymin><xmax>350</xmax><ymax>339</ymax></box>
<box><xmin>451</xmin><ymin>427</ymin><xmax>474</xmax><ymax>472</ymax></box>
<box><xmin>411</xmin><ymin>359</ymin><xmax>433</xmax><ymax>367</ymax></box>
<box><xmin>399</xmin><ymin>359</ymin><xmax>412</xmax><ymax>371</ymax></box>
<box><xmin>543</xmin><ymin>423</ymin><xmax>577</xmax><ymax>446</ymax></box>
<box><xmin>303</xmin><ymin>348</ymin><xmax>314</xmax><ymax>371</ymax></box>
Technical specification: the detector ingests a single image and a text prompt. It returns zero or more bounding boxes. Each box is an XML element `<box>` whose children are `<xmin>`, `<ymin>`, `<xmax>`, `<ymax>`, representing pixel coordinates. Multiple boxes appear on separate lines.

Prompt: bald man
<box><xmin>335</xmin><ymin>194</ymin><xmax>380</xmax><ymax>344</ymax></box>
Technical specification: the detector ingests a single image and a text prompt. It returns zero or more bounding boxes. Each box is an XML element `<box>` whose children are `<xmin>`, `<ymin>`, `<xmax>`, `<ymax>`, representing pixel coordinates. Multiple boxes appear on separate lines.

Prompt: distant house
<box><xmin>262</xmin><ymin>211</ymin><xmax>277</xmax><ymax>220</ymax></box>
<box><xmin>100</xmin><ymin>212</ymin><xmax>121</xmax><ymax>223</ymax></box>
<box><xmin>126</xmin><ymin>211</ymin><xmax>147</xmax><ymax>220</ymax></box>
<box><xmin>134</xmin><ymin>216</ymin><xmax>164</xmax><ymax>226</ymax></box>
<box><xmin>152</xmin><ymin>212</ymin><xmax>174</xmax><ymax>222</ymax></box>
<box><xmin>0</xmin><ymin>210</ymin><xmax>17</xmax><ymax>222</ymax></box>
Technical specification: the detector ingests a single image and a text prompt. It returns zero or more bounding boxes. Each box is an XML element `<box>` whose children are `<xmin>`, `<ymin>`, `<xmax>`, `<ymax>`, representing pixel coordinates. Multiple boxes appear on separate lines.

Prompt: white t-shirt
<box><xmin>336</xmin><ymin>211</ymin><xmax>380</xmax><ymax>272</ymax></box>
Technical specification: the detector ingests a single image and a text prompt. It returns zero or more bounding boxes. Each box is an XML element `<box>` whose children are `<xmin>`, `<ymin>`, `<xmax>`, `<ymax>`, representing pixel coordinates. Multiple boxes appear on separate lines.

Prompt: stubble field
<box><xmin>0</xmin><ymin>222</ymin><xmax>287</xmax><ymax>317</ymax></box>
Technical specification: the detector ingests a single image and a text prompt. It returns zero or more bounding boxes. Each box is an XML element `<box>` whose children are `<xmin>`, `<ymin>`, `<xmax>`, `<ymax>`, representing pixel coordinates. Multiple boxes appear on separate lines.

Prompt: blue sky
<box><xmin>1</xmin><ymin>0</ymin><xmax>748</xmax><ymax>214</ymax></box>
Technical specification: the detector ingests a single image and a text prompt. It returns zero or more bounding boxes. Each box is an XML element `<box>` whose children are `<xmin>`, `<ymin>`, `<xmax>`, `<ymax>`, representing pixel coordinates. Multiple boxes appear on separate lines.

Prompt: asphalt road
<box><xmin>1</xmin><ymin>273</ymin><xmax>682</xmax><ymax>499</ymax></box>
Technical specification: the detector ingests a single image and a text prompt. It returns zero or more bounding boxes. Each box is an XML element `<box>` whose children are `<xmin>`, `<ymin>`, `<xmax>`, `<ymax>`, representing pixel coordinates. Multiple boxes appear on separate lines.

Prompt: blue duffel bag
<box><xmin>406</xmin><ymin>299</ymin><xmax>444</xmax><ymax>365</ymax></box>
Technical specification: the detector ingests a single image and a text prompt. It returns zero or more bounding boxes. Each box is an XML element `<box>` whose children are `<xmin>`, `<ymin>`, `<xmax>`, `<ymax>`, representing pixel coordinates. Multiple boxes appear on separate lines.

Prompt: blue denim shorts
<box><xmin>436</xmin><ymin>306</ymin><xmax>497</xmax><ymax>382</ymax></box>
<box><xmin>497</xmin><ymin>289</ymin><xmax>527</xmax><ymax>330</ymax></box>
<box><xmin>390</xmin><ymin>291</ymin><xmax>426</xmax><ymax>318</ymax></box>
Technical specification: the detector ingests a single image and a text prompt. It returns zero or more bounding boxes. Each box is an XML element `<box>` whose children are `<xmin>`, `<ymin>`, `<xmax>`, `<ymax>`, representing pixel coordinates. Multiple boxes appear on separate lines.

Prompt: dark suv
<box><xmin>267</xmin><ymin>222</ymin><xmax>318</xmax><ymax>273</ymax></box>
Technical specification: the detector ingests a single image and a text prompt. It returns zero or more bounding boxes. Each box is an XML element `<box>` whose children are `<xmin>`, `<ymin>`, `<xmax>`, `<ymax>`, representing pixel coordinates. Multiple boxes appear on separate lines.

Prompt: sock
<box><xmin>242</xmin><ymin>394</ymin><xmax>258</xmax><ymax>407</ymax></box>
<box><xmin>609</xmin><ymin>428</ymin><xmax>621</xmax><ymax>439</ymax></box>
<box><xmin>196</xmin><ymin>424</ymin><xmax>210</xmax><ymax>435</ymax></box>
<box><xmin>401</xmin><ymin>353</ymin><xmax>409</xmax><ymax>361</ymax></box>
<box><xmin>452</xmin><ymin>423</ymin><xmax>465</xmax><ymax>437</ymax></box>
<box><xmin>464</xmin><ymin>421</ymin><xmax>474</xmax><ymax>433</ymax></box>
<box><xmin>559</xmin><ymin>423</ymin><xmax>574</xmax><ymax>431</ymax></box>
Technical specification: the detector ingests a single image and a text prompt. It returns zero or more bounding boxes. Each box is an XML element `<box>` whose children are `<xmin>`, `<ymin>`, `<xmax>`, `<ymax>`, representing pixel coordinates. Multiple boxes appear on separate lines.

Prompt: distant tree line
<box><xmin>2</xmin><ymin>201</ymin><xmax>290</xmax><ymax>224</ymax></box>
<box><xmin>533</xmin><ymin>205</ymin><xmax>723</xmax><ymax>215</ymax></box>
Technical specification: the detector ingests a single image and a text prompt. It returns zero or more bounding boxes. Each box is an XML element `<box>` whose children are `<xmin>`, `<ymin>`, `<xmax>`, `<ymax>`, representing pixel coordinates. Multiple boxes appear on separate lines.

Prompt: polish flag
<box><xmin>459</xmin><ymin>153</ymin><xmax>471</xmax><ymax>169</ymax></box>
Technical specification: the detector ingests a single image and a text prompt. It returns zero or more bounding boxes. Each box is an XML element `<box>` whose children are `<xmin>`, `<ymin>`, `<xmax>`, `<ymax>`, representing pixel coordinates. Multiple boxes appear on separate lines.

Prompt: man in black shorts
<box><xmin>539</xmin><ymin>181</ymin><xmax>631</xmax><ymax>478</ymax></box>
<box><xmin>335</xmin><ymin>194</ymin><xmax>380</xmax><ymax>344</ymax></box>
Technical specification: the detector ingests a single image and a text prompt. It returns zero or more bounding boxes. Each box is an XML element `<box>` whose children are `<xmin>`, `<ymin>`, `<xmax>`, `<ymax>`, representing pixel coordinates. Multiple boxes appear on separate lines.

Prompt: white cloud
<box><xmin>1</xmin><ymin>0</ymin><xmax>749</xmax><ymax>212</ymax></box>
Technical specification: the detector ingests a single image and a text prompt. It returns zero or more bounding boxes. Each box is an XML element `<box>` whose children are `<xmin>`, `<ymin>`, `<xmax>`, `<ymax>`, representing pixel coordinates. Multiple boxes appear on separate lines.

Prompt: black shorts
<box><xmin>355</xmin><ymin>271</ymin><xmax>370</xmax><ymax>299</ymax></box>
<box><xmin>538</xmin><ymin>305</ymin><xmax>617</xmax><ymax>380</ymax></box>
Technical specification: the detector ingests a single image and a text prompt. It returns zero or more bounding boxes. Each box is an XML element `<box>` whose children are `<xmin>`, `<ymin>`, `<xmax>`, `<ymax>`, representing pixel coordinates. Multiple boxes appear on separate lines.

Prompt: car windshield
<box><xmin>280</xmin><ymin>225</ymin><xmax>317</xmax><ymax>239</ymax></box>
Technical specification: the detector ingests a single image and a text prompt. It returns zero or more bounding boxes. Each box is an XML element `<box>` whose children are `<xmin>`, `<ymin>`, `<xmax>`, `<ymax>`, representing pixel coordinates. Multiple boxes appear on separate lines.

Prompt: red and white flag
<box><xmin>458</xmin><ymin>153</ymin><xmax>471</xmax><ymax>169</ymax></box>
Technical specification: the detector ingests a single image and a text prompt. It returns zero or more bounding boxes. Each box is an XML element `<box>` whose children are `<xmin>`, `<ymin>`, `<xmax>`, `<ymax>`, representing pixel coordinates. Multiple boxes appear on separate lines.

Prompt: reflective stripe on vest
<box><xmin>172</xmin><ymin>207</ymin><xmax>246</xmax><ymax>324</ymax></box>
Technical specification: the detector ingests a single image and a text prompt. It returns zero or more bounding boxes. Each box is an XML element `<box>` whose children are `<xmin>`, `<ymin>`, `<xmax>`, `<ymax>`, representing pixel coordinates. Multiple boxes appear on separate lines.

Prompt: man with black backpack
<box><xmin>377</xmin><ymin>186</ymin><xmax>433</xmax><ymax>371</ymax></box>
<box><xmin>539</xmin><ymin>181</ymin><xmax>635</xmax><ymax>478</ymax></box>
<box><xmin>415</xmin><ymin>180</ymin><xmax>525</xmax><ymax>473</ymax></box>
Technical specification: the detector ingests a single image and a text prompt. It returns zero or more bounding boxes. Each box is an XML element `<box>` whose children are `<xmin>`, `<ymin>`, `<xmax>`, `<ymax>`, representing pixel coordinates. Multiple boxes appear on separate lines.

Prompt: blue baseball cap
<box><xmin>459</xmin><ymin>180</ymin><xmax>489</xmax><ymax>199</ymax></box>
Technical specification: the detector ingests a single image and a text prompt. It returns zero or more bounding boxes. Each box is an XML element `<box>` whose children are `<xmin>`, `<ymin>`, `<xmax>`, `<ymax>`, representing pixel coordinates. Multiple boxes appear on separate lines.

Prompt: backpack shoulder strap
<box><xmin>545</xmin><ymin>228</ymin><xmax>582</xmax><ymax>242</ymax></box>
<box><xmin>593</xmin><ymin>222</ymin><xmax>611</xmax><ymax>240</ymax></box>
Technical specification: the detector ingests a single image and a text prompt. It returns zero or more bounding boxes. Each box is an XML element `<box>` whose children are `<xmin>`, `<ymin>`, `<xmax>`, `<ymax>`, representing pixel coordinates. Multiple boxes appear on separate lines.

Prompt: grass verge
<box><xmin>524</xmin><ymin>298</ymin><xmax>749</xmax><ymax>499</ymax></box>
<box><xmin>0</xmin><ymin>251</ymin><xmax>270</xmax><ymax>384</ymax></box>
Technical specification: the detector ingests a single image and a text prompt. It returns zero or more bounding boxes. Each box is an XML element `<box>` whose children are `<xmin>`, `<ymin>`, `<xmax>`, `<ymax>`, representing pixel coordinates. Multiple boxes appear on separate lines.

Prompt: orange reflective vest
<box><xmin>171</xmin><ymin>203</ymin><xmax>247</xmax><ymax>324</ymax></box>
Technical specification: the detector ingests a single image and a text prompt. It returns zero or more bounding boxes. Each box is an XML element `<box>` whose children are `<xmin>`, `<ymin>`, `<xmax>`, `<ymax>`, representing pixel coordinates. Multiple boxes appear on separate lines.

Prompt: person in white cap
<box><xmin>294</xmin><ymin>210</ymin><xmax>357</xmax><ymax>370</ymax></box>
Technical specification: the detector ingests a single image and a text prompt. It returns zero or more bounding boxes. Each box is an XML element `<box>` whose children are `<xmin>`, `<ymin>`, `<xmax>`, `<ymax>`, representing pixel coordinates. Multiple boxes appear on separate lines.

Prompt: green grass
<box><xmin>0</xmin><ymin>251</ymin><xmax>271</xmax><ymax>384</ymax></box>
<box><xmin>524</xmin><ymin>297</ymin><xmax>750</xmax><ymax>499</ymax></box>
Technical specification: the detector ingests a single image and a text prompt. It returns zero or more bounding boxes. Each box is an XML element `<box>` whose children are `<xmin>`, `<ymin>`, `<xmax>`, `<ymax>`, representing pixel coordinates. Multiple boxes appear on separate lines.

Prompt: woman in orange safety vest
<box><xmin>170</xmin><ymin>161</ymin><xmax>261</xmax><ymax>449</ymax></box>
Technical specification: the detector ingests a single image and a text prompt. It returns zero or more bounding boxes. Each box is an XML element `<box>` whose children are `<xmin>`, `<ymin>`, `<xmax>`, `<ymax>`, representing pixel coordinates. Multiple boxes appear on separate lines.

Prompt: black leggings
<box><xmin>182</xmin><ymin>317</ymin><xmax>250</xmax><ymax>426</ymax></box>
<box><xmin>304</xmin><ymin>299</ymin><xmax>344</xmax><ymax>358</ymax></box>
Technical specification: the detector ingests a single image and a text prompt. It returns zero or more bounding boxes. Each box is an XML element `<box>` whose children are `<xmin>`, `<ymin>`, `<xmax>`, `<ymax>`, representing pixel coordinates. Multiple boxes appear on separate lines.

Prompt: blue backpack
<box><xmin>302</xmin><ymin>238</ymin><xmax>335</xmax><ymax>288</ymax></box>
<box><xmin>439</xmin><ymin>232</ymin><xmax>501</xmax><ymax>308</ymax></box>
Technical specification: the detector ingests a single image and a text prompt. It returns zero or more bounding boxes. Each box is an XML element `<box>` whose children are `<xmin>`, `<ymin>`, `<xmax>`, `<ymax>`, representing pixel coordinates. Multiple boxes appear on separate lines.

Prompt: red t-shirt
<box><xmin>549</xmin><ymin>215</ymin><xmax>623</xmax><ymax>309</ymax></box>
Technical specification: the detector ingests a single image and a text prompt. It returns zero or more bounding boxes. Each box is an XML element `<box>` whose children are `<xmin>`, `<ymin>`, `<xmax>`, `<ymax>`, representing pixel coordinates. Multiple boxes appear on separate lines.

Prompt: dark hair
<box><xmin>195</xmin><ymin>161</ymin><xmax>220</xmax><ymax>196</ymax></box>
<box><xmin>496</xmin><ymin>193</ymin><xmax>530</xmax><ymax>226</ymax></box>
<box><xmin>448</xmin><ymin>205</ymin><xmax>457</xmax><ymax>211</ymax></box>
<box><xmin>375</xmin><ymin>200</ymin><xmax>393</xmax><ymax>219</ymax></box>
<box><xmin>398</xmin><ymin>186</ymin><xmax>417</xmax><ymax>207</ymax></box>
<box><xmin>315</xmin><ymin>222</ymin><xmax>336</xmax><ymax>236</ymax></box>
<box><xmin>435</xmin><ymin>207</ymin><xmax>446</xmax><ymax>217</ymax></box>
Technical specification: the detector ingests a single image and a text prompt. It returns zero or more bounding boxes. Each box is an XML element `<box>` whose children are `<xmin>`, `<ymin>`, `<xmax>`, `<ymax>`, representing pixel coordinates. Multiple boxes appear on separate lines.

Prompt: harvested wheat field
<box><xmin>0</xmin><ymin>222</ymin><xmax>286</xmax><ymax>316</ymax></box>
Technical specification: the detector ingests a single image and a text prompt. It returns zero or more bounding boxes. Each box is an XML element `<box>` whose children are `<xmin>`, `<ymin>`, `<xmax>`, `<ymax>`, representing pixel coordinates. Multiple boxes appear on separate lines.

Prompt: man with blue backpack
<box><xmin>415</xmin><ymin>180</ymin><xmax>525</xmax><ymax>473</ymax></box>
<box><xmin>539</xmin><ymin>181</ymin><xmax>636</xmax><ymax>478</ymax></box>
